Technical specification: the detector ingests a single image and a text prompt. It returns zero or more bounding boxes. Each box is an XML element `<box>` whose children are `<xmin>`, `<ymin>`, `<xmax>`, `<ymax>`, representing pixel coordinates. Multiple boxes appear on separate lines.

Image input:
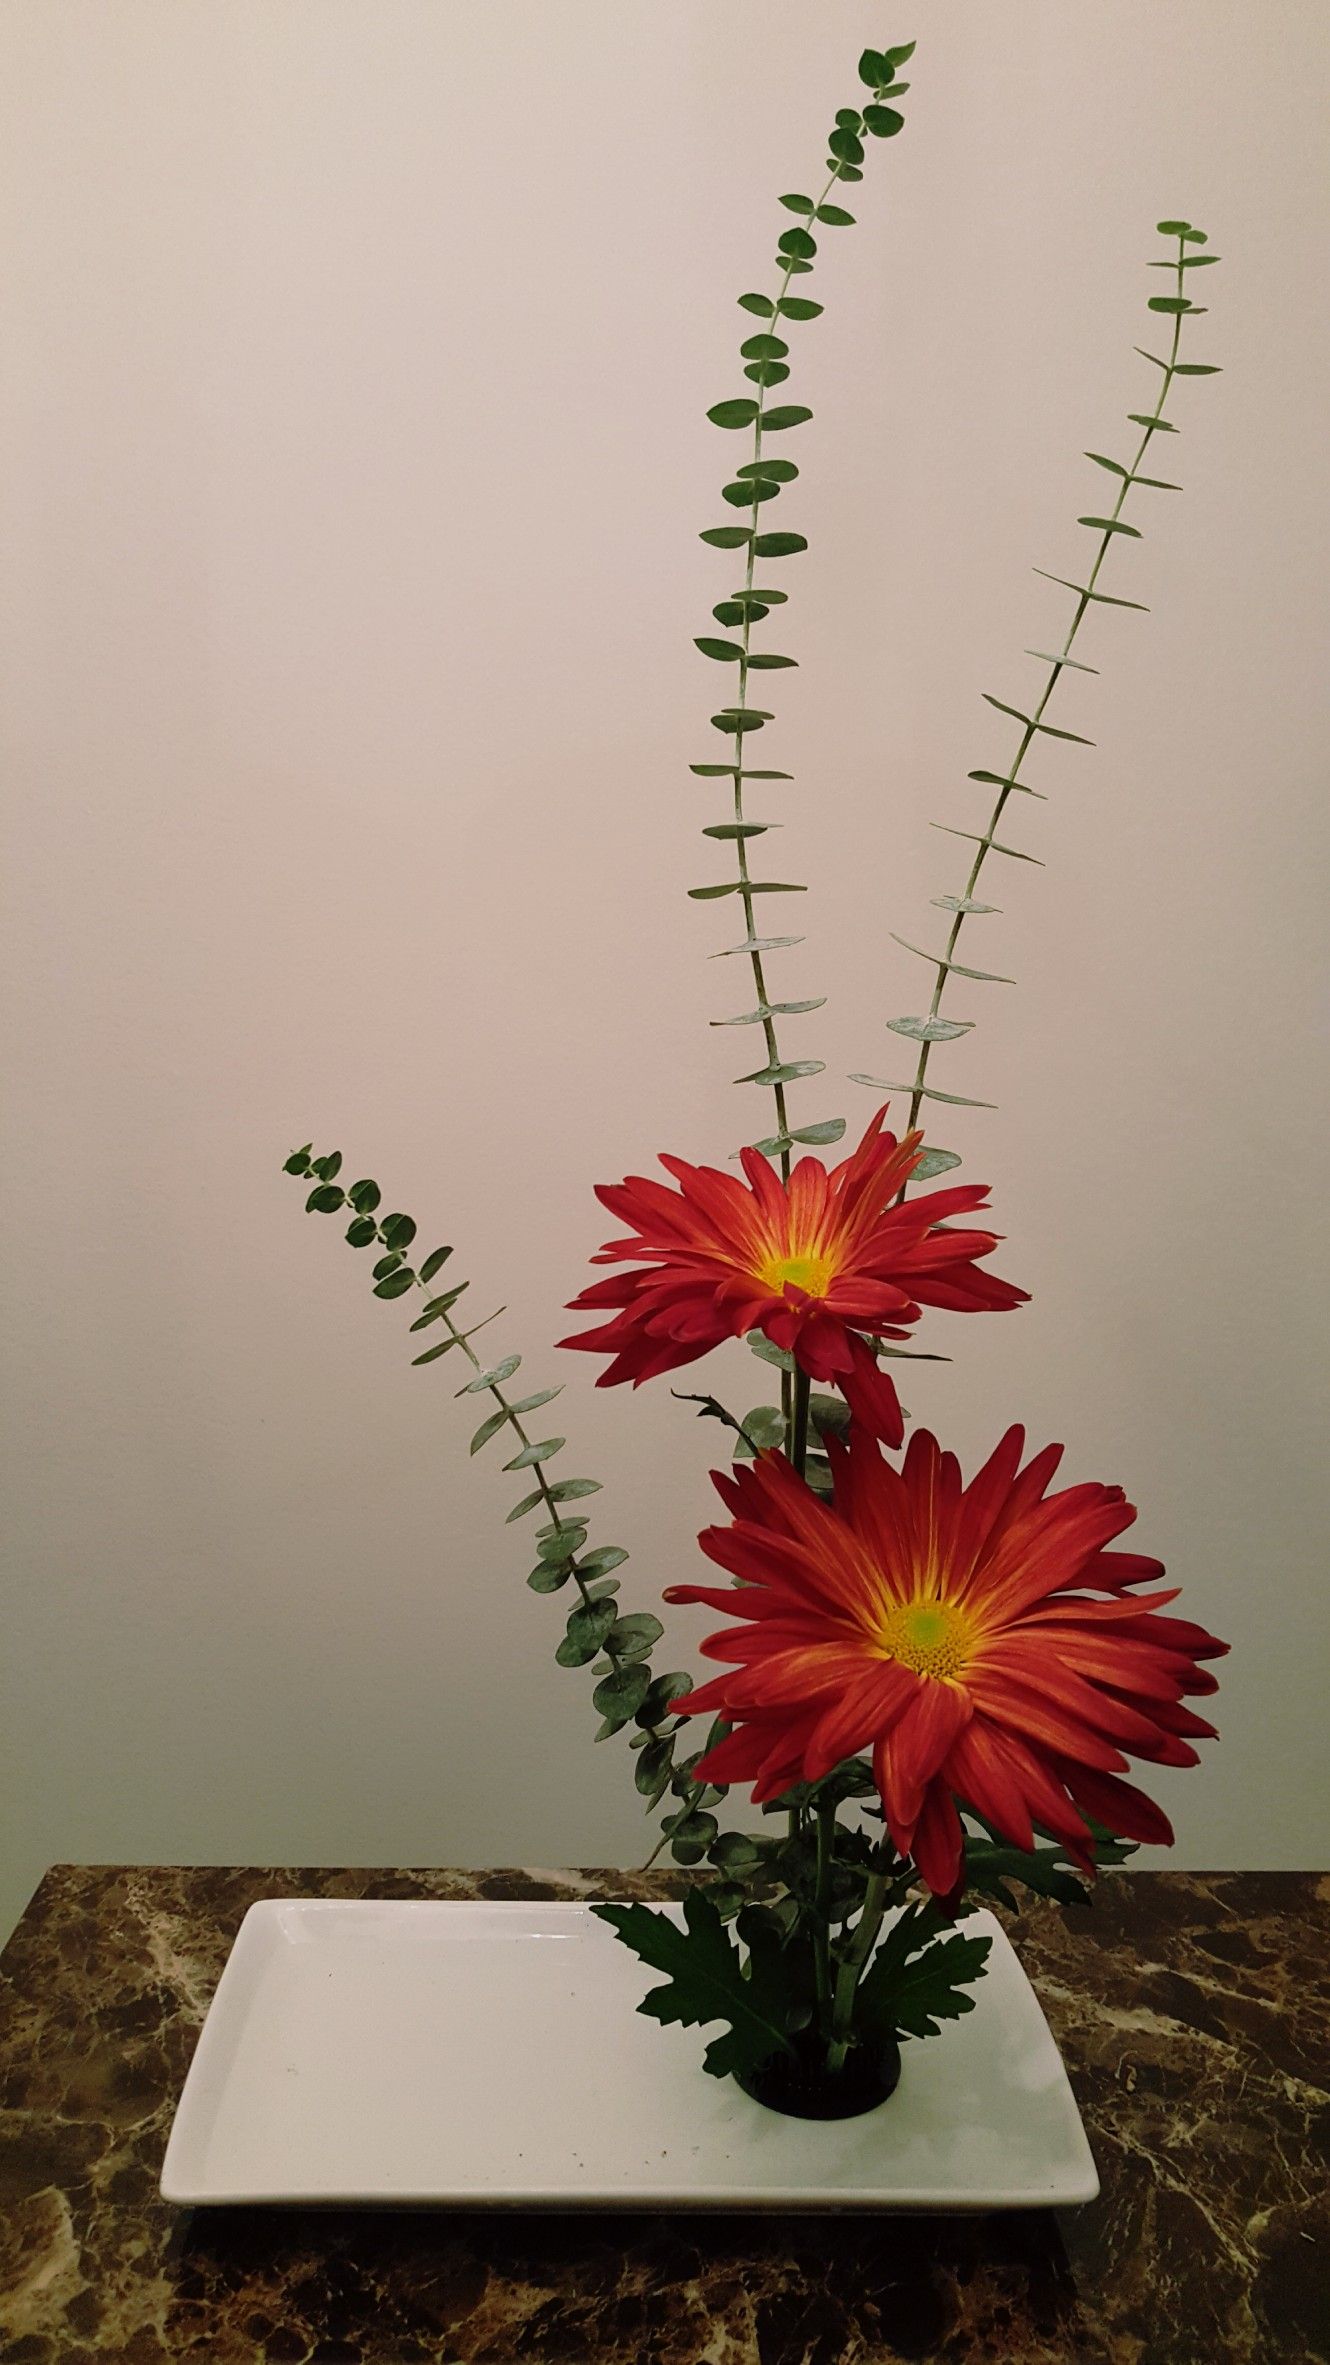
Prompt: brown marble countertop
<box><xmin>0</xmin><ymin>1867</ymin><xmax>1326</xmax><ymax>2364</ymax></box>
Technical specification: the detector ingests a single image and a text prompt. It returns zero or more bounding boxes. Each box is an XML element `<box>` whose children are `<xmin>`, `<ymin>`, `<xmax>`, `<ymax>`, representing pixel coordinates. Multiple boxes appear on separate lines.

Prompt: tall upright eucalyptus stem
<box><xmin>693</xmin><ymin>44</ymin><xmax>916</xmax><ymax>1181</ymax></box>
<box><xmin>853</xmin><ymin>222</ymin><xmax>1220</xmax><ymax>1189</ymax></box>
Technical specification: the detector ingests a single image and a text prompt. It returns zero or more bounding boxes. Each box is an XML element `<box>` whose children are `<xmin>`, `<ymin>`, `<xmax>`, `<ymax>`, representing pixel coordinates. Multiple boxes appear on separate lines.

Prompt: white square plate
<box><xmin>161</xmin><ymin>1899</ymin><xmax>1098</xmax><ymax>2210</ymax></box>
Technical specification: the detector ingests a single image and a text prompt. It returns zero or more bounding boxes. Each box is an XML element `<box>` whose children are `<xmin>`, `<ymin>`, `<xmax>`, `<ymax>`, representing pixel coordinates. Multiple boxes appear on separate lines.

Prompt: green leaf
<box><xmin>712</xmin><ymin>995</ymin><xmax>823</xmax><ymax>1024</ymax></box>
<box><xmin>509</xmin><ymin>1387</ymin><xmax>564</xmax><ymax>1417</ymax></box>
<box><xmin>777</xmin><ymin>297</ymin><xmax>823</xmax><ymax>321</ymax></box>
<box><xmin>1173</xmin><ymin>361</ymin><xmax>1221</xmax><ymax>374</ymax></box>
<box><xmin>761</xmin><ymin>406</ymin><xmax>814</xmax><ymax>437</ymax></box>
<box><xmin>283</xmin><ymin>1144</ymin><xmax>313</xmax><ymax>1175</ymax></box>
<box><xmin>1155</xmin><ymin>218</ymin><xmax>1196</xmax><ymax>236</ymax></box>
<box><xmin>858</xmin><ymin>46</ymin><xmax>888</xmax><ymax>84</ymax></box>
<box><xmin>789</xmin><ymin>1118</ymin><xmax>847</xmax><ymax>1146</ymax></box>
<box><xmin>411</xmin><ymin>1340</ymin><xmax>454</xmax><ymax>1366</ymax></box>
<box><xmin>311</xmin><ymin>1150</ymin><xmax>343</xmax><ymax>1181</ymax></box>
<box><xmin>740</xmin><ymin>333</ymin><xmax>789</xmax><ymax>360</ymax></box>
<box><xmin>1079</xmin><ymin>516</ymin><xmax>1142</xmax><ymax>538</ymax></box>
<box><xmin>557</xmin><ymin>1599</ymin><xmax>618</xmax><ymax>1667</ymax></box>
<box><xmin>345</xmin><ymin>1215</ymin><xmax>378</xmax><ymax>1246</ymax></box>
<box><xmin>371</xmin><ymin>1251</ymin><xmax>403</xmax><ymax>1280</ymax></box>
<box><xmin>856</xmin><ymin>1907</ymin><xmax>993</xmax><ymax>2043</ymax></box>
<box><xmin>931</xmin><ymin>822</ymin><xmax>1043</xmax><ymax>865</ymax></box>
<box><xmin>748</xmin><ymin>1334</ymin><xmax>794</xmax><ymax>1370</ymax></box>
<box><xmin>737</xmin><ymin>457</ymin><xmax>798</xmax><ymax>482</ymax></box>
<box><xmin>707</xmin><ymin>398</ymin><xmax>759</xmax><ymax>429</ymax></box>
<box><xmin>737</xmin><ymin>1057</ymin><xmax>824</xmax><ymax>1086</ymax></box>
<box><xmin>636</xmin><ymin>1669</ymin><xmax>694</xmax><ymax>1727</ymax></box>
<box><xmin>738</xmin><ymin>292</ymin><xmax>777</xmax><ymax>317</ymax></box>
<box><xmin>535</xmin><ymin>1522</ymin><xmax>587</xmax><ymax>1564</ymax></box>
<box><xmin>694</xmin><ymin>636</ymin><xmax>745</xmax><ymax>663</ymax></box>
<box><xmin>470</xmin><ymin>1407</ymin><xmax>512</xmax><ymax>1455</ymax></box>
<box><xmin>744</xmin><ymin>360</ymin><xmax>790</xmax><ymax>387</ymax></box>
<box><xmin>1034</xmin><ymin>567</ymin><xmax>1150</xmax><ymax>611</ymax></box>
<box><xmin>1127</xmin><ymin>413</ymin><xmax>1178</xmax><ymax>432</ymax></box>
<box><xmin>831</xmin><ymin>163</ymin><xmax>864</xmax><ymax>182</ymax></box>
<box><xmin>592</xmin><ymin>1892</ymin><xmax>794</xmax><ymax>2080</ymax></box>
<box><xmin>712</xmin><ymin>600</ymin><xmax>764</xmax><ymax>628</ymax></box>
<box><xmin>419</xmin><ymin>1245</ymin><xmax>453</xmax><ymax>1283</ymax></box>
<box><xmin>547</xmin><ymin>1477</ymin><xmax>601</xmax><ymax>1502</ymax></box>
<box><xmin>699</xmin><ymin>525</ymin><xmax>753</xmax><ymax>549</ymax></box>
<box><xmin>722</xmin><ymin>477</ymin><xmax>780</xmax><ymax>507</ymax></box>
<box><xmin>1147</xmin><ymin>295</ymin><xmax>1195</xmax><ymax>313</ymax></box>
<box><xmin>526</xmin><ymin>1559</ymin><xmax>573</xmax><ymax>1594</ymax></box>
<box><xmin>911</xmin><ymin>1146</ymin><xmax>962</xmax><ymax>1181</ymax></box>
<box><xmin>591</xmin><ymin>1662</ymin><xmax>651</xmax><ymax>1730</ymax></box>
<box><xmin>828</xmin><ymin>126</ymin><xmax>864</xmax><ymax>164</ymax></box>
<box><xmin>815</xmin><ymin>205</ymin><xmax>854</xmax><ymax>227</ymax></box>
<box><xmin>635</xmin><ymin>1736</ymin><xmax>676</xmax><ymax>1806</ymax></box>
<box><xmin>607</xmin><ymin>1611</ymin><xmax>664</xmax><ymax>1663</ymax></box>
<box><xmin>458</xmin><ymin>1354</ymin><xmax>521</xmax><ymax>1394</ymax></box>
<box><xmin>931</xmin><ymin>894</ymin><xmax>999</xmax><ymax>914</ymax></box>
<box><xmin>710</xmin><ymin>709</ymin><xmax>772</xmax><ymax>733</ymax></box>
<box><xmin>346</xmin><ymin>1178</ymin><xmax>381</xmax><ymax>1213</ymax></box>
<box><xmin>982</xmin><ymin>692</ymin><xmax>1094</xmax><ymax>745</ymax></box>
<box><xmin>779</xmin><ymin>192</ymin><xmax>815</xmax><ymax>215</ymax></box>
<box><xmin>578</xmin><ymin>1545</ymin><xmax>629</xmax><ymax>1581</ymax></box>
<box><xmin>305</xmin><ymin>1184</ymin><xmax>345</xmax><ymax>1213</ymax></box>
<box><xmin>379</xmin><ymin>1212</ymin><xmax>416</xmax><ymax>1252</ymax></box>
<box><xmin>850</xmin><ymin>1072</ymin><xmax>998</xmax><ymax>1110</ymax></box>
<box><xmin>712</xmin><ymin>932</ymin><xmax>805</xmax><ymax>957</ymax></box>
<box><xmin>777</xmin><ymin>227</ymin><xmax>817</xmax><ymax>261</ymax></box>
<box><xmin>373</xmin><ymin>1268</ymin><xmax>415</xmax><ymax>1298</ymax></box>
<box><xmin>863</xmin><ymin>104</ymin><xmax>904</xmax><ymax>136</ymax></box>
<box><xmin>754</xmin><ymin>531</ymin><xmax>808</xmax><ymax>557</ymax></box>
<box><xmin>409</xmin><ymin>1284</ymin><xmax>468</xmax><ymax>1328</ymax></box>
<box><xmin>886</xmin><ymin>1015</ymin><xmax>974</xmax><ymax>1043</ymax></box>
<box><xmin>884</xmin><ymin>39</ymin><xmax>917</xmax><ymax>65</ymax></box>
<box><xmin>502</xmin><ymin>1437</ymin><xmax>564</xmax><ymax>1471</ymax></box>
<box><xmin>703</xmin><ymin>822</ymin><xmax>771</xmax><ymax>841</ymax></box>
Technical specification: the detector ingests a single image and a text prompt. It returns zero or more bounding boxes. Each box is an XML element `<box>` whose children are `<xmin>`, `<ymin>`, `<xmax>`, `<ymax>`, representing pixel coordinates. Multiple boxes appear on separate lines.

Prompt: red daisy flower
<box><xmin>664</xmin><ymin>1426</ymin><xmax>1227</xmax><ymax>1900</ymax></box>
<box><xmin>558</xmin><ymin>1106</ymin><xmax>1026</xmax><ymax>1446</ymax></box>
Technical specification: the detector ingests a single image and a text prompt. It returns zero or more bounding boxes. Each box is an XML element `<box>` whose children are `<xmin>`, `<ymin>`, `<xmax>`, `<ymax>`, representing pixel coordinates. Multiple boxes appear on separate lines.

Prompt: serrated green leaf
<box><xmin>592</xmin><ymin>1892</ymin><xmax>794</xmax><ymax>2079</ymax></box>
<box><xmin>857</xmin><ymin>1907</ymin><xmax>992</xmax><ymax>2044</ymax></box>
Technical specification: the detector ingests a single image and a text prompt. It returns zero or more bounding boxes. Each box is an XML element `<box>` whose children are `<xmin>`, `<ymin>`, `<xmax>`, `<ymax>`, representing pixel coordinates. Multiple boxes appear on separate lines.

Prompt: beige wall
<box><xmin>2</xmin><ymin>1</ymin><xmax>1327</xmax><ymax>1943</ymax></box>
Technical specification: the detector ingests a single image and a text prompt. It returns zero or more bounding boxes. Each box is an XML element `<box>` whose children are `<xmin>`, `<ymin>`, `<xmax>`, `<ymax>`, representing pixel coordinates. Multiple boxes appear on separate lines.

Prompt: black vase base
<box><xmin>735</xmin><ymin>2034</ymin><xmax>902</xmax><ymax>2121</ymax></box>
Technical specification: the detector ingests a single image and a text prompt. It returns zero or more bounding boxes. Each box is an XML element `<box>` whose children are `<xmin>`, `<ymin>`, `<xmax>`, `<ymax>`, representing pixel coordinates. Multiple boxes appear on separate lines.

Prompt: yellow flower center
<box><xmin>878</xmin><ymin>1596</ymin><xmax>975</xmax><ymax>1682</ymax></box>
<box><xmin>758</xmin><ymin>1250</ymin><xmax>835</xmax><ymax>1297</ymax></box>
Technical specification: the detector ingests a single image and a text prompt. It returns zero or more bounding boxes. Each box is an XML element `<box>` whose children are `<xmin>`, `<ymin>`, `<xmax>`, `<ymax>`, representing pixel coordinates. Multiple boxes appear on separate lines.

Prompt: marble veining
<box><xmin>1</xmin><ymin>1867</ymin><xmax>1326</xmax><ymax>2362</ymax></box>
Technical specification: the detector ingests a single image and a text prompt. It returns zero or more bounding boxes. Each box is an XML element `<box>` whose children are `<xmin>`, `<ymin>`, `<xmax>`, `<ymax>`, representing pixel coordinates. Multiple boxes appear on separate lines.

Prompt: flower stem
<box><xmin>811</xmin><ymin>1791</ymin><xmax>836</xmax><ymax>2025</ymax></box>
<box><xmin>826</xmin><ymin>1868</ymin><xmax>892</xmax><ymax>2073</ymax></box>
<box><xmin>789</xmin><ymin>1365</ymin><xmax>811</xmax><ymax>1475</ymax></box>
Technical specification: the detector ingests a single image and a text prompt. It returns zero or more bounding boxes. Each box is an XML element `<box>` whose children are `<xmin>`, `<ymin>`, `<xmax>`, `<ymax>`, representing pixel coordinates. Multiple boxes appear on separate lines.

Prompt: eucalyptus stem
<box><xmin>789</xmin><ymin>1365</ymin><xmax>811</xmax><ymax>1474</ymax></box>
<box><xmin>893</xmin><ymin>230</ymin><xmax>1207</xmax><ymax>1186</ymax></box>
<box><xmin>811</xmin><ymin>1792</ymin><xmax>837</xmax><ymax>2023</ymax></box>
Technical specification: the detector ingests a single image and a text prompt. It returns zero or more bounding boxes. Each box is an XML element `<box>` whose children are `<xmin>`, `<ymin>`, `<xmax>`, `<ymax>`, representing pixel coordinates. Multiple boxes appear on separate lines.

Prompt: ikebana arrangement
<box><xmin>284</xmin><ymin>36</ymin><xmax>1227</xmax><ymax>2120</ymax></box>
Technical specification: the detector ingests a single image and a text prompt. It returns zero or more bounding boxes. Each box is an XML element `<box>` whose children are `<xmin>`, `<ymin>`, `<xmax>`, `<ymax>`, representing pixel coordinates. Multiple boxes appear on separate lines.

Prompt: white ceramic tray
<box><xmin>160</xmin><ymin>1899</ymin><xmax>1098</xmax><ymax>2211</ymax></box>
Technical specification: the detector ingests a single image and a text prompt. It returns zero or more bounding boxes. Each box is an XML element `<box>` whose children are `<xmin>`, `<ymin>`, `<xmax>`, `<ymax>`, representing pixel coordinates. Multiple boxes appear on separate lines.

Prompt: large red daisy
<box><xmin>558</xmin><ymin>1106</ymin><xmax>1026</xmax><ymax>1446</ymax></box>
<box><xmin>664</xmin><ymin>1426</ymin><xmax>1227</xmax><ymax>1899</ymax></box>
